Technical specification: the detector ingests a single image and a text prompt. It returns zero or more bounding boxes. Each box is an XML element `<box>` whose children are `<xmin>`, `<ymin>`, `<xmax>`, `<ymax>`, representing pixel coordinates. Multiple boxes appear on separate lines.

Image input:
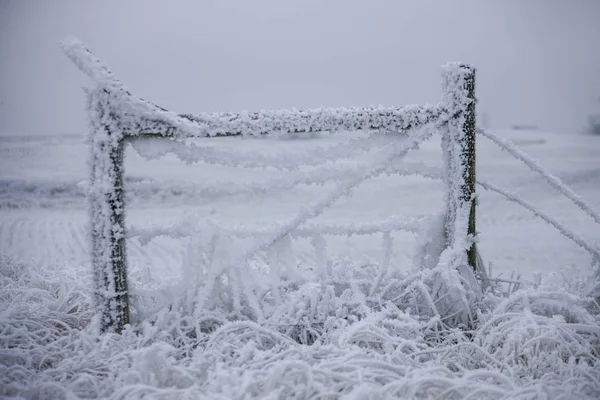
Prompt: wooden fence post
<box><xmin>88</xmin><ymin>98</ymin><xmax>130</xmax><ymax>333</ymax></box>
<box><xmin>442</xmin><ymin>64</ymin><xmax>477</xmax><ymax>270</ymax></box>
<box><xmin>108</xmin><ymin>138</ymin><xmax>130</xmax><ymax>331</ymax></box>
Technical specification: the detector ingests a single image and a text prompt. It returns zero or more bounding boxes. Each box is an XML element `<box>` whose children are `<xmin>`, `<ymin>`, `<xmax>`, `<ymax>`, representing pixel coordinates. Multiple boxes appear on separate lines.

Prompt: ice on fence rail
<box><xmin>120</xmin><ymin>103</ymin><xmax>446</xmax><ymax>140</ymax></box>
<box><xmin>62</xmin><ymin>37</ymin><xmax>124</xmax><ymax>93</ymax></box>
<box><xmin>174</xmin><ymin>104</ymin><xmax>445</xmax><ymax>138</ymax></box>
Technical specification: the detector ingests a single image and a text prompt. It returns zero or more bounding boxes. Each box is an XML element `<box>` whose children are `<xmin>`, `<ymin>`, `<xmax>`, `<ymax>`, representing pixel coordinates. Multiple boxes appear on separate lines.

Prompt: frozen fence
<box><xmin>63</xmin><ymin>37</ymin><xmax>477</xmax><ymax>333</ymax></box>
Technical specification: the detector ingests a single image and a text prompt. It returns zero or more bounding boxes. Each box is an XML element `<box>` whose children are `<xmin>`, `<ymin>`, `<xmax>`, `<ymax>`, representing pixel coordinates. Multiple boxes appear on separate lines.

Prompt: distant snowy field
<box><xmin>1</xmin><ymin>129</ymin><xmax>598</xmax><ymax>280</ymax></box>
<box><xmin>1</xmin><ymin>129</ymin><xmax>599</xmax><ymax>398</ymax></box>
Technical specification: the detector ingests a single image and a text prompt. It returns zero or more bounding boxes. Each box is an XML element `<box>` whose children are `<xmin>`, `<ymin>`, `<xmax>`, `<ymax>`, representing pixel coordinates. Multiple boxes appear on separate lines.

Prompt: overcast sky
<box><xmin>1</xmin><ymin>0</ymin><xmax>599</xmax><ymax>136</ymax></box>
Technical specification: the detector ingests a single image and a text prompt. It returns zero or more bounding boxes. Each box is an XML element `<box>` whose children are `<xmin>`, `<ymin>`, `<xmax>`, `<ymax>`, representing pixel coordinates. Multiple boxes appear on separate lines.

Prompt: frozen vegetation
<box><xmin>0</xmin><ymin>38</ymin><xmax>599</xmax><ymax>399</ymax></box>
<box><xmin>1</xmin><ymin>244</ymin><xmax>599</xmax><ymax>399</ymax></box>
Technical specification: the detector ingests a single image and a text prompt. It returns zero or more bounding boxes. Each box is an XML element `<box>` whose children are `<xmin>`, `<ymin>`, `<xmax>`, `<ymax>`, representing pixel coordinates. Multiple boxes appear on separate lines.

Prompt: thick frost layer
<box><xmin>85</xmin><ymin>86</ymin><xmax>129</xmax><ymax>332</ymax></box>
<box><xmin>174</xmin><ymin>105</ymin><xmax>444</xmax><ymax>138</ymax></box>
<box><xmin>2</xmin><ymin>254</ymin><xmax>599</xmax><ymax>399</ymax></box>
<box><xmin>437</xmin><ymin>63</ymin><xmax>476</xmax><ymax>273</ymax></box>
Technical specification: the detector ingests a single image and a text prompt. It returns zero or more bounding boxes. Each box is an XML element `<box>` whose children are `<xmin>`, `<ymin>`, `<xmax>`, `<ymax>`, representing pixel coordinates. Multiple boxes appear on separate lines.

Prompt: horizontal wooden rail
<box><xmin>127</xmin><ymin>105</ymin><xmax>444</xmax><ymax>138</ymax></box>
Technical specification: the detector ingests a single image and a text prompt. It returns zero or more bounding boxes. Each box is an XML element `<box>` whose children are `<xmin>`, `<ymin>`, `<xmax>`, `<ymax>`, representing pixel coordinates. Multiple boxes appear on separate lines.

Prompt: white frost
<box><xmin>23</xmin><ymin>37</ymin><xmax>597</xmax><ymax>399</ymax></box>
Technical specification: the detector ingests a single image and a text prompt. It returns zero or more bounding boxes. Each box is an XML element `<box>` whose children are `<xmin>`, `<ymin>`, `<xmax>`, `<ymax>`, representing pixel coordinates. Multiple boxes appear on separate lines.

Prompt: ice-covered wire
<box><xmin>477</xmin><ymin>127</ymin><xmax>600</xmax><ymax>225</ymax></box>
<box><xmin>219</xmin><ymin>215</ymin><xmax>426</xmax><ymax>239</ymax></box>
<box><xmin>383</xmin><ymin>164</ymin><xmax>600</xmax><ymax>260</ymax></box>
<box><xmin>477</xmin><ymin>180</ymin><xmax>600</xmax><ymax>260</ymax></box>
<box><xmin>200</xmin><ymin>125</ymin><xmax>438</xmax><ymax>280</ymax></box>
<box><xmin>121</xmin><ymin>161</ymin><xmax>442</xmax><ymax>202</ymax></box>
<box><xmin>128</xmin><ymin>209</ymin><xmax>427</xmax><ymax>245</ymax></box>
<box><xmin>128</xmin><ymin>131</ymin><xmax>395</xmax><ymax>171</ymax></box>
<box><xmin>127</xmin><ymin>224</ymin><xmax>192</xmax><ymax>245</ymax></box>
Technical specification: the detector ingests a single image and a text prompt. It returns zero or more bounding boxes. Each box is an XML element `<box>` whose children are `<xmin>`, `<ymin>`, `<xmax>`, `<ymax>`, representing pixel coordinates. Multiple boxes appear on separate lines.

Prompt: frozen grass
<box><xmin>2</xmin><ymin>251</ymin><xmax>599</xmax><ymax>399</ymax></box>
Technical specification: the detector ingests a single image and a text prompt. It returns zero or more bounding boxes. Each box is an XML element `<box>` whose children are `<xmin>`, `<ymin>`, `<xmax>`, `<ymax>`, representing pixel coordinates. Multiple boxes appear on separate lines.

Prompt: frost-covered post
<box><xmin>62</xmin><ymin>38</ymin><xmax>131</xmax><ymax>333</ymax></box>
<box><xmin>87</xmin><ymin>90</ymin><xmax>130</xmax><ymax>333</ymax></box>
<box><xmin>441</xmin><ymin>64</ymin><xmax>477</xmax><ymax>270</ymax></box>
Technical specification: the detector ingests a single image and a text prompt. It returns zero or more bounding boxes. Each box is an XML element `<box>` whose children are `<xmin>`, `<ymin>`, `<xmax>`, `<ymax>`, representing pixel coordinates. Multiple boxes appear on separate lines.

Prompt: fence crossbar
<box><xmin>131</xmin><ymin>105</ymin><xmax>446</xmax><ymax>139</ymax></box>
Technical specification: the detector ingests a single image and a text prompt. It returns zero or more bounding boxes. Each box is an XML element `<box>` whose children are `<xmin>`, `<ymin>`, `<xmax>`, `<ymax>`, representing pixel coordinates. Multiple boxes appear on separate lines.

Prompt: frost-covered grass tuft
<box><xmin>2</xmin><ymin>254</ymin><xmax>600</xmax><ymax>399</ymax></box>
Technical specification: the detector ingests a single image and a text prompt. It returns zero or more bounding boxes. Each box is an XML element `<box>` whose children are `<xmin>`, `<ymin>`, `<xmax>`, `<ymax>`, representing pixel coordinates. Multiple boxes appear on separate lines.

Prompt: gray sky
<box><xmin>1</xmin><ymin>0</ymin><xmax>599</xmax><ymax>136</ymax></box>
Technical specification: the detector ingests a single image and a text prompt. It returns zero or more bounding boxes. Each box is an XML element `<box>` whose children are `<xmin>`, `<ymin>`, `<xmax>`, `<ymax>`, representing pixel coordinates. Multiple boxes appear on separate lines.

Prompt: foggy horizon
<box><xmin>1</xmin><ymin>0</ymin><xmax>599</xmax><ymax>136</ymax></box>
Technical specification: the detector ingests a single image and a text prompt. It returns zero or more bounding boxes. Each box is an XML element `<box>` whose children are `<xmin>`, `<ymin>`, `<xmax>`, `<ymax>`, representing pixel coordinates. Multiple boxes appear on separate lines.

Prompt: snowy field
<box><xmin>1</xmin><ymin>129</ymin><xmax>598</xmax><ymax>280</ymax></box>
<box><xmin>1</xmin><ymin>128</ymin><xmax>600</xmax><ymax>398</ymax></box>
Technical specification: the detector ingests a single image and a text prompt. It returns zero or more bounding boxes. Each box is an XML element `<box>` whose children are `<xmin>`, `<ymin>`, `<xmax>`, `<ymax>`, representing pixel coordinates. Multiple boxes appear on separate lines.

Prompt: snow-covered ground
<box><xmin>1</xmin><ymin>128</ymin><xmax>599</xmax><ymax>398</ymax></box>
<box><xmin>1</xmin><ymin>129</ymin><xmax>598</xmax><ymax>280</ymax></box>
